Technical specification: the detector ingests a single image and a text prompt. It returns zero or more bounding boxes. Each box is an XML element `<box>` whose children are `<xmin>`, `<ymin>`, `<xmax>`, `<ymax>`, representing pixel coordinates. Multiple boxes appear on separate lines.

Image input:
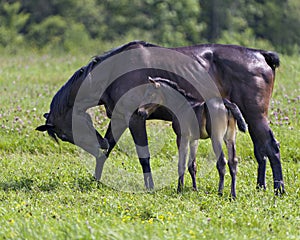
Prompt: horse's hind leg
<box><xmin>129</xmin><ymin>114</ymin><xmax>154</xmax><ymax>190</ymax></box>
<box><xmin>188</xmin><ymin>139</ymin><xmax>199</xmax><ymax>191</ymax></box>
<box><xmin>249</xmin><ymin>119</ymin><xmax>284</xmax><ymax>194</ymax></box>
<box><xmin>254</xmin><ymin>143</ymin><xmax>267</xmax><ymax>190</ymax></box>
<box><xmin>266</xmin><ymin>130</ymin><xmax>284</xmax><ymax>195</ymax></box>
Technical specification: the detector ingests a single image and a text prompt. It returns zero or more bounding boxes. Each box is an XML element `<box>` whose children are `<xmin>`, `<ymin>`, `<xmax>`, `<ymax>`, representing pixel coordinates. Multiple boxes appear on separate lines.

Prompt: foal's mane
<box><xmin>153</xmin><ymin>77</ymin><xmax>199</xmax><ymax>104</ymax></box>
<box><xmin>50</xmin><ymin>40</ymin><xmax>158</xmax><ymax>117</ymax></box>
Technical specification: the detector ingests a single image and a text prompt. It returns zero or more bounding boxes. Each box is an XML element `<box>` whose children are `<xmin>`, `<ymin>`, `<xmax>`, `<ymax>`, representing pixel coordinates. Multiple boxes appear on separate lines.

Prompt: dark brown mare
<box><xmin>36</xmin><ymin>40</ymin><xmax>284</xmax><ymax>195</ymax></box>
<box><xmin>138</xmin><ymin>77</ymin><xmax>247</xmax><ymax>197</ymax></box>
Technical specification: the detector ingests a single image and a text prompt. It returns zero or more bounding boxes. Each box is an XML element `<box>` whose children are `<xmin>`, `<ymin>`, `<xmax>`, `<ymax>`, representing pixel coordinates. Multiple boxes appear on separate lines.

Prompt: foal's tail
<box><xmin>223</xmin><ymin>99</ymin><xmax>247</xmax><ymax>132</ymax></box>
<box><xmin>260</xmin><ymin>51</ymin><xmax>280</xmax><ymax>71</ymax></box>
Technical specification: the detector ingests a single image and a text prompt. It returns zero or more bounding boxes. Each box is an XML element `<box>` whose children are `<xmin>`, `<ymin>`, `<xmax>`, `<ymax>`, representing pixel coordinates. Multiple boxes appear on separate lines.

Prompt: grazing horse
<box><xmin>36</xmin><ymin>40</ymin><xmax>284</xmax><ymax>194</ymax></box>
<box><xmin>138</xmin><ymin>77</ymin><xmax>247</xmax><ymax>197</ymax></box>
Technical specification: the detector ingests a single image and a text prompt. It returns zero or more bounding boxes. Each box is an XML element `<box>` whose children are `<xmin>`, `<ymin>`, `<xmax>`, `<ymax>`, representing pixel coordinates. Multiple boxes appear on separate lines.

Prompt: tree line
<box><xmin>0</xmin><ymin>0</ymin><xmax>299</xmax><ymax>54</ymax></box>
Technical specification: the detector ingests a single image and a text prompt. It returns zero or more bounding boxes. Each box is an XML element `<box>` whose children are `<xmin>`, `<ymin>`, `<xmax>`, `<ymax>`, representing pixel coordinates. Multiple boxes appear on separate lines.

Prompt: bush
<box><xmin>27</xmin><ymin>16</ymin><xmax>92</xmax><ymax>53</ymax></box>
<box><xmin>0</xmin><ymin>2</ymin><xmax>29</xmax><ymax>53</ymax></box>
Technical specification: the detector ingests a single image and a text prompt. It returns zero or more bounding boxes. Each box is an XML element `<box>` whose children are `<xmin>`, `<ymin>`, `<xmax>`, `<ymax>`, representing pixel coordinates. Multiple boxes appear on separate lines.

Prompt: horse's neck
<box><xmin>70</xmin><ymin>72</ymin><xmax>105</xmax><ymax>112</ymax></box>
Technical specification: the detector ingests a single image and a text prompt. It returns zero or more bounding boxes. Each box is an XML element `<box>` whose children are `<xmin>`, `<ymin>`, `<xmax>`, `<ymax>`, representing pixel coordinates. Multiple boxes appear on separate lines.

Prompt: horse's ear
<box><xmin>36</xmin><ymin>124</ymin><xmax>54</xmax><ymax>132</ymax></box>
<box><xmin>148</xmin><ymin>76</ymin><xmax>155</xmax><ymax>83</ymax></box>
<box><xmin>43</xmin><ymin>113</ymin><xmax>49</xmax><ymax>119</ymax></box>
<box><xmin>148</xmin><ymin>76</ymin><xmax>160</xmax><ymax>88</ymax></box>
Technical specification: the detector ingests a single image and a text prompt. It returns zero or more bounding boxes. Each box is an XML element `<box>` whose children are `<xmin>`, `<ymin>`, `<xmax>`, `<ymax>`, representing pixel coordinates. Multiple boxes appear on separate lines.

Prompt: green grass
<box><xmin>0</xmin><ymin>52</ymin><xmax>299</xmax><ymax>239</ymax></box>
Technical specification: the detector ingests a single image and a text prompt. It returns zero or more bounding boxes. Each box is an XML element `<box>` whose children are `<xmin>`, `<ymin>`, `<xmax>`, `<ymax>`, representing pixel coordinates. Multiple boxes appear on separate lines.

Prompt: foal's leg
<box><xmin>207</xmin><ymin>99</ymin><xmax>228</xmax><ymax>196</ymax></box>
<box><xmin>176</xmin><ymin>135</ymin><xmax>189</xmax><ymax>193</ymax></box>
<box><xmin>129</xmin><ymin>114</ymin><xmax>154</xmax><ymax>190</ymax></box>
<box><xmin>188</xmin><ymin>139</ymin><xmax>199</xmax><ymax>191</ymax></box>
<box><xmin>224</xmin><ymin>117</ymin><xmax>238</xmax><ymax>198</ymax></box>
<box><xmin>95</xmin><ymin>120</ymin><xmax>127</xmax><ymax>180</ymax></box>
<box><xmin>214</xmin><ymin>142</ymin><xmax>227</xmax><ymax>196</ymax></box>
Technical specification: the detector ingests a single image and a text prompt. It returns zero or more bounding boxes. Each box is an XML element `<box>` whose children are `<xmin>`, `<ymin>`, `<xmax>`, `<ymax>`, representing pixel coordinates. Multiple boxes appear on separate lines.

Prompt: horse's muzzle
<box><xmin>99</xmin><ymin>138</ymin><xmax>109</xmax><ymax>150</ymax></box>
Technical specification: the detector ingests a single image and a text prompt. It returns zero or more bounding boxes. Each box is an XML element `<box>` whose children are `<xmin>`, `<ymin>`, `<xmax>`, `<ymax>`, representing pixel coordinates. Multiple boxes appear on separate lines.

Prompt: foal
<box><xmin>138</xmin><ymin>77</ymin><xmax>247</xmax><ymax>197</ymax></box>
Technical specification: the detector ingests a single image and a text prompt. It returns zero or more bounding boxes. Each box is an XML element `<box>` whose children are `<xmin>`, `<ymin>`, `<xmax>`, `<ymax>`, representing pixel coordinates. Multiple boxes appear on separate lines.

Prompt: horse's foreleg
<box><xmin>129</xmin><ymin>115</ymin><xmax>154</xmax><ymax>190</ymax></box>
<box><xmin>94</xmin><ymin>121</ymin><xmax>126</xmax><ymax>181</ymax></box>
<box><xmin>188</xmin><ymin>139</ymin><xmax>199</xmax><ymax>191</ymax></box>
<box><xmin>95</xmin><ymin>155</ymin><xmax>106</xmax><ymax>181</ymax></box>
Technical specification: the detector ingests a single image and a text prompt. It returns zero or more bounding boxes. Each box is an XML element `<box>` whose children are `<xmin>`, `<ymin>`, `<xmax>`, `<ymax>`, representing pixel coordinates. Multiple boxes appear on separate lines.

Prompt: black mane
<box><xmin>152</xmin><ymin>77</ymin><xmax>199</xmax><ymax>104</ymax></box>
<box><xmin>93</xmin><ymin>40</ymin><xmax>158</xmax><ymax>63</ymax></box>
<box><xmin>49</xmin><ymin>40</ymin><xmax>158</xmax><ymax>118</ymax></box>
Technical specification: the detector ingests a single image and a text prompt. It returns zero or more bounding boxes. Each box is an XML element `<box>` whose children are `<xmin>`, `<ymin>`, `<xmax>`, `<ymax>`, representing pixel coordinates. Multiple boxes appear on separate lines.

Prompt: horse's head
<box><xmin>137</xmin><ymin>76</ymin><xmax>165</xmax><ymax>120</ymax></box>
<box><xmin>36</xmin><ymin>59</ymin><xmax>110</xmax><ymax>157</ymax></box>
<box><xmin>36</xmin><ymin>108</ymin><xmax>109</xmax><ymax>157</ymax></box>
<box><xmin>36</xmin><ymin>108</ymin><xmax>74</xmax><ymax>145</ymax></box>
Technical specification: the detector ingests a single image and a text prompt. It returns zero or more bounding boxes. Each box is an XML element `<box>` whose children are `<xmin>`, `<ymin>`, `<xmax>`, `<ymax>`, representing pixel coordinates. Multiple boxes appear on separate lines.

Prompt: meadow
<box><xmin>0</xmin><ymin>51</ymin><xmax>299</xmax><ymax>239</ymax></box>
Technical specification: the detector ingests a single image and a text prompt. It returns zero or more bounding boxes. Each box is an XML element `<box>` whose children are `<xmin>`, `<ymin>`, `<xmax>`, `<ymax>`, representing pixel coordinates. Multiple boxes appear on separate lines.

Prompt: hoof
<box><xmin>274</xmin><ymin>180</ymin><xmax>285</xmax><ymax>196</ymax></box>
<box><xmin>256</xmin><ymin>184</ymin><xmax>266</xmax><ymax>191</ymax></box>
<box><xmin>93</xmin><ymin>175</ymin><xmax>99</xmax><ymax>181</ymax></box>
<box><xmin>177</xmin><ymin>186</ymin><xmax>183</xmax><ymax>194</ymax></box>
<box><xmin>229</xmin><ymin>195</ymin><xmax>236</xmax><ymax>201</ymax></box>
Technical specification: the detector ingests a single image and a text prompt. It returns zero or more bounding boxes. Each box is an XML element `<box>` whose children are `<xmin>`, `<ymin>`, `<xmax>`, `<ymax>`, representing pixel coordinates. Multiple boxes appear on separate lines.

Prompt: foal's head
<box><xmin>138</xmin><ymin>76</ymin><xmax>195</xmax><ymax>119</ymax></box>
<box><xmin>137</xmin><ymin>76</ymin><xmax>169</xmax><ymax>119</ymax></box>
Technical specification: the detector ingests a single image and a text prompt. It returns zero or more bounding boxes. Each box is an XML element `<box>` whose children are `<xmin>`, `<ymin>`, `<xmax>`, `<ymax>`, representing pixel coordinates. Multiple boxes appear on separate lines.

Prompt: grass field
<box><xmin>0</xmin><ymin>52</ymin><xmax>299</xmax><ymax>239</ymax></box>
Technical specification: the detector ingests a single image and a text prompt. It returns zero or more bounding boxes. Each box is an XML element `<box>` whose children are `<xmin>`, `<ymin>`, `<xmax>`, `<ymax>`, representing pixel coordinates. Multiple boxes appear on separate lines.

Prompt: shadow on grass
<box><xmin>0</xmin><ymin>177</ymin><xmax>59</xmax><ymax>192</ymax></box>
<box><xmin>72</xmin><ymin>175</ymin><xmax>113</xmax><ymax>192</ymax></box>
<box><xmin>0</xmin><ymin>177</ymin><xmax>34</xmax><ymax>191</ymax></box>
<box><xmin>0</xmin><ymin>175</ymin><xmax>204</xmax><ymax>194</ymax></box>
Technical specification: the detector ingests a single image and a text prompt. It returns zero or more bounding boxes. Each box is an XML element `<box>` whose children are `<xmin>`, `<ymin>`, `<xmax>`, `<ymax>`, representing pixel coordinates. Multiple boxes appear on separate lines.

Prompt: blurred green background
<box><xmin>1</xmin><ymin>0</ymin><xmax>299</xmax><ymax>54</ymax></box>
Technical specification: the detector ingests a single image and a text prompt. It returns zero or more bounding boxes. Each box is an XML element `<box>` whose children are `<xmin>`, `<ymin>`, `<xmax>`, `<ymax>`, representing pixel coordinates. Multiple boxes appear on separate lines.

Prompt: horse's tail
<box><xmin>260</xmin><ymin>51</ymin><xmax>280</xmax><ymax>71</ymax></box>
<box><xmin>223</xmin><ymin>99</ymin><xmax>247</xmax><ymax>133</ymax></box>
